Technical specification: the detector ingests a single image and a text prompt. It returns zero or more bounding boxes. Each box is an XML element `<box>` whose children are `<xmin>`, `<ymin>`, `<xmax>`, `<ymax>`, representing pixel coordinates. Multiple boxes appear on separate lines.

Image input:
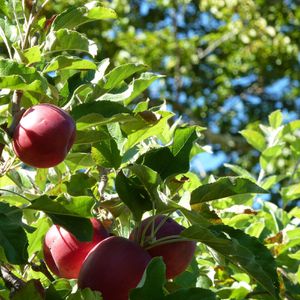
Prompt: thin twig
<box><xmin>31</xmin><ymin>260</ymin><xmax>55</xmax><ymax>282</ymax></box>
<box><xmin>12</xmin><ymin>0</ymin><xmax>24</xmax><ymax>47</ymax></box>
<box><xmin>22</xmin><ymin>0</ymin><xmax>50</xmax><ymax>50</ymax></box>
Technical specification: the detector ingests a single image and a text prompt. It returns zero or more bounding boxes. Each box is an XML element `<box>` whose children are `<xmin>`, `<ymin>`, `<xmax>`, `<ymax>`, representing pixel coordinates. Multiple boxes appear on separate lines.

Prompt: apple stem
<box><xmin>144</xmin><ymin>236</ymin><xmax>194</xmax><ymax>250</ymax></box>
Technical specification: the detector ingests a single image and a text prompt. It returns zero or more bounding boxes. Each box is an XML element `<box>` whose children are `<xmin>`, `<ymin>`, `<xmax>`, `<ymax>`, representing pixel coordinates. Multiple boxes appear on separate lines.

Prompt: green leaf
<box><xmin>91</xmin><ymin>138</ymin><xmax>122</xmax><ymax>169</ymax></box>
<box><xmin>190</xmin><ymin>177</ymin><xmax>268</xmax><ymax>205</ymax></box>
<box><xmin>125</xmin><ymin>111</ymin><xmax>173</xmax><ymax>151</ymax></box>
<box><xmin>269</xmin><ymin>110</ymin><xmax>283</xmax><ymax>129</ymax></box>
<box><xmin>91</xmin><ymin>58</ymin><xmax>110</xmax><ymax>84</ymax></box>
<box><xmin>224</xmin><ymin>164</ymin><xmax>255</xmax><ymax>181</ymax></box>
<box><xmin>124</xmin><ymin>72</ymin><xmax>165</xmax><ymax>105</ymax></box>
<box><xmin>48</xmin><ymin>214</ymin><xmax>93</xmax><ymax>242</ymax></box>
<box><xmin>281</xmin><ymin>183</ymin><xmax>300</xmax><ymax>204</ymax></box>
<box><xmin>0</xmin><ymin>59</ymin><xmax>49</xmax><ymax>93</ymax></box>
<box><xmin>0</xmin><ymin>203</ymin><xmax>28</xmax><ymax>264</ymax></box>
<box><xmin>240</xmin><ymin>129</ymin><xmax>266</xmax><ymax>152</ymax></box>
<box><xmin>0</xmin><ymin>0</ymin><xmax>9</xmax><ymax>17</ymax></box>
<box><xmin>71</xmin><ymin>101</ymin><xmax>131</xmax><ymax>120</ymax></box>
<box><xmin>22</xmin><ymin>46</ymin><xmax>41</xmax><ymax>64</ymax></box>
<box><xmin>165</xmin><ymin>288</ymin><xmax>217</xmax><ymax>300</ymax></box>
<box><xmin>52</xmin><ymin>4</ymin><xmax>117</xmax><ymax>31</ymax></box>
<box><xmin>27</xmin><ymin>217</ymin><xmax>50</xmax><ymax>257</ymax></box>
<box><xmin>45</xmin><ymin>29</ymin><xmax>97</xmax><ymax>56</ymax></box>
<box><xmin>76</xmin><ymin>113</ymin><xmax>135</xmax><ymax>130</ymax></box>
<box><xmin>67</xmin><ymin>288</ymin><xmax>102</xmax><ymax>300</ymax></box>
<box><xmin>74</xmin><ymin>129</ymin><xmax>109</xmax><ymax>145</ymax></box>
<box><xmin>129</xmin><ymin>257</ymin><xmax>166</xmax><ymax>300</ymax></box>
<box><xmin>102</xmin><ymin>63</ymin><xmax>148</xmax><ymax>90</ymax></box>
<box><xmin>11</xmin><ymin>280</ymin><xmax>44</xmax><ymax>300</ymax></box>
<box><xmin>27</xmin><ymin>195</ymin><xmax>95</xmax><ymax>218</ymax></box>
<box><xmin>138</xmin><ymin>126</ymin><xmax>199</xmax><ymax>180</ymax></box>
<box><xmin>115</xmin><ymin>170</ymin><xmax>153</xmax><ymax>221</ymax></box>
<box><xmin>44</xmin><ymin>56</ymin><xmax>97</xmax><ymax>72</ymax></box>
<box><xmin>66</xmin><ymin>173</ymin><xmax>97</xmax><ymax>196</ymax></box>
<box><xmin>260</xmin><ymin>145</ymin><xmax>283</xmax><ymax>170</ymax></box>
<box><xmin>64</xmin><ymin>153</ymin><xmax>95</xmax><ymax>172</ymax></box>
<box><xmin>182</xmin><ymin>224</ymin><xmax>280</xmax><ymax>299</ymax></box>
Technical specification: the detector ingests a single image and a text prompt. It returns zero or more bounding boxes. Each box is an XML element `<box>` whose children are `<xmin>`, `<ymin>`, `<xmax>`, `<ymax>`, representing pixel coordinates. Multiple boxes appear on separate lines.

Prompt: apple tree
<box><xmin>0</xmin><ymin>1</ymin><xmax>299</xmax><ymax>300</ymax></box>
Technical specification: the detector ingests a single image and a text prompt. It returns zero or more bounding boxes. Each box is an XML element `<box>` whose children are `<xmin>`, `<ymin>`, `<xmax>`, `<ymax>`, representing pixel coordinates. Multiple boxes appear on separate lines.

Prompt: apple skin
<box><xmin>13</xmin><ymin>103</ymin><xmax>76</xmax><ymax>168</ymax></box>
<box><xmin>130</xmin><ymin>215</ymin><xmax>196</xmax><ymax>279</ymax></box>
<box><xmin>43</xmin><ymin>218</ymin><xmax>109</xmax><ymax>279</ymax></box>
<box><xmin>78</xmin><ymin>236</ymin><xmax>152</xmax><ymax>300</ymax></box>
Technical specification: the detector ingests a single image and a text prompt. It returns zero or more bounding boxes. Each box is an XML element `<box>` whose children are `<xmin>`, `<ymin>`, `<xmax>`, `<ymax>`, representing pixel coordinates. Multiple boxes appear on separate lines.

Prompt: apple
<box><xmin>13</xmin><ymin>103</ymin><xmax>76</xmax><ymax>168</ymax></box>
<box><xmin>43</xmin><ymin>218</ymin><xmax>109</xmax><ymax>279</ymax></box>
<box><xmin>130</xmin><ymin>215</ymin><xmax>196</xmax><ymax>279</ymax></box>
<box><xmin>78</xmin><ymin>236</ymin><xmax>151</xmax><ymax>300</ymax></box>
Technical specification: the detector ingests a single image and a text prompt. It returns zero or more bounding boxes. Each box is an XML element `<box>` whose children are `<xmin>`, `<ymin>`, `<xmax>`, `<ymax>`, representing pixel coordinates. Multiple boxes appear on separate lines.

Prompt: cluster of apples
<box><xmin>43</xmin><ymin>215</ymin><xmax>196</xmax><ymax>300</ymax></box>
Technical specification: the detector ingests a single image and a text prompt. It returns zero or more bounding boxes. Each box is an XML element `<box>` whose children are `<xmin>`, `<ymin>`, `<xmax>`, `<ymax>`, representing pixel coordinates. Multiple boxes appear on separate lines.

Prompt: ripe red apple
<box><xmin>13</xmin><ymin>103</ymin><xmax>76</xmax><ymax>168</ymax></box>
<box><xmin>78</xmin><ymin>236</ymin><xmax>151</xmax><ymax>300</ymax></box>
<box><xmin>130</xmin><ymin>215</ymin><xmax>196</xmax><ymax>279</ymax></box>
<box><xmin>43</xmin><ymin>218</ymin><xmax>109</xmax><ymax>279</ymax></box>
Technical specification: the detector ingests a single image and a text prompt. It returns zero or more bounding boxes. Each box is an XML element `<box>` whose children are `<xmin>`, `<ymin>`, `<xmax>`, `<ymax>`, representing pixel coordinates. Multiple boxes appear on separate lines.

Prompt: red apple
<box><xmin>130</xmin><ymin>215</ymin><xmax>196</xmax><ymax>279</ymax></box>
<box><xmin>43</xmin><ymin>218</ymin><xmax>109</xmax><ymax>279</ymax></box>
<box><xmin>78</xmin><ymin>236</ymin><xmax>151</xmax><ymax>300</ymax></box>
<box><xmin>13</xmin><ymin>103</ymin><xmax>76</xmax><ymax>168</ymax></box>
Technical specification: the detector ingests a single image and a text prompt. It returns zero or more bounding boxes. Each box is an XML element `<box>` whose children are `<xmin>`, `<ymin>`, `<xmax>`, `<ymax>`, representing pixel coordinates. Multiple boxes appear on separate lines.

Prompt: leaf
<box><xmin>12</xmin><ymin>280</ymin><xmax>44</xmax><ymax>300</ymax></box>
<box><xmin>52</xmin><ymin>4</ymin><xmax>117</xmax><ymax>31</ymax></box>
<box><xmin>165</xmin><ymin>288</ymin><xmax>217</xmax><ymax>300</ymax></box>
<box><xmin>190</xmin><ymin>177</ymin><xmax>268</xmax><ymax>205</ymax></box>
<box><xmin>26</xmin><ymin>195</ymin><xmax>95</xmax><ymax>218</ymax></box>
<box><xmin>76</xmin><ymin>113</ymin><xmax>135</xmax><ymax>130</ymax></box>
<box><xmin>74</xmin><ymin>129</ymin><xmax>109</xmax><ymax>145</ymax></box>
<box><xmin>0</xmin><ymin>59</ymin><xmax>49</xmax><ymax>94</ymax></box>
<box><xmin>138</xmin><ymin>126</ymin><xmax>199</xmax><ymax>180</ymax></box>
<box><xmin>281</xmin><ymin>183</ymin><xmax>300</xmax><ymax>204</ymax></box>
<box><xmin>27</xmin><ymin>217</ymin><xmax>50</xmax><ymax>257</ymax></box>
<box><xmin>91</xmin><ymin>58</ymin><xmax>110</xmax><ymax>84</ymax></box>
<box><xmin>44</xmin><ymin>56</ymin><xmax>97</xmax><ymax>72</ymax></box>
<box><xmin>91</xmin><ymin>138</ymin><xmax>122</xmax><ymax>169</ymax></box>
<box><xmin>129</xmin><ymin>257</ymin><xmax>166</xmax><ymax>300</ymax></box>
<box><xmin>125</xmin><ymin>111</ymin><xmax>174</xmax><ymax>150</ymax></box>
<box><xmin>102</xmin><ymin>63</ymin><xmax>148</xmax><ymax>90</ymax></box>
<box><xmin>182</xmin><ymin>224</ymin><xmax>280</xmax><ymax>299</ymax></box>
<box><xmin>66</xmin><ymin>173</ymin><xmax>97</xmax><ymax>196</ymax></box>
<box><xmin>224</xmin><ymin>164</ymin><xmax>255</xmax><ymax>181</ymax></box>
<box><xmin>260</xmin><ymin>145</ymin><xmax>282</xmax><ymax>170</ymax></box>
<box><xmin>71</xmin><ymin>101</ymin><xmax>131</xmax><ymax>120</ymax></box>
<box><xmin>0</xmin><ymin>203</ymin><xmax>28</xmax><ymax>264</ymax></box>
<box><xmin>269</xmin><ymin>110</ymin><xmax>283</xmax><ymax>129</ymax></box>
<box><xmin>240</xmin><ymin>129</ymin><xmax>266</xmax><ymax>152</ymax></box>
<box><xmin>48</xmin><ymin>214</ymin><xmax>93</xmax><ymax>242</ymax></box>
<box><xmin>97</xmin><ymin>82</ymin><xmax>134</xmax><ymax>102</ymax></box>
<box><xmin>64</xmin><ymin>153</ymin><xmax>95</xmax><ymax>171</ymax></box>
<box><xmin>124</xmin><ymin>72</ymin><xmax>165</xmax><ymax>105</ymax></box>
<box><xmin>115</xmin><ymin>170</ymin><xmax>153</xmax><ymax>221</ymax></box>
<box><xmin>45</xmin><ymin>29</ymin><xmax>98</xmax><ymax>57</ymax></box>
<box><xmin>22</xmin><ymin>46</ymin><xmax>41</xmax><ymax>64</ymax></box>
<box><xmin>66</xmin><ymin>288</ymin><xmax>102</xmax><ymax>300</ymax></box>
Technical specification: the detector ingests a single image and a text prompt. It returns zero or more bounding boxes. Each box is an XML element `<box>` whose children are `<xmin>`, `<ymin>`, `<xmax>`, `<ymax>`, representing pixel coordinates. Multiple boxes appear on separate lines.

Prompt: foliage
<box><xmin>0</xmin><ymin>1</ymin><xmax>299</xmax><ymax>300</ymax></box>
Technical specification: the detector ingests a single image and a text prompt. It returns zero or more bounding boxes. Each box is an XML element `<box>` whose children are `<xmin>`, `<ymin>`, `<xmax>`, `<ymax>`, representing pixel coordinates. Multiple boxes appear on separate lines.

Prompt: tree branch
<box><xmin>0</xmin><ymin>265</ymin><xmax>25</xmax><ymax>292</ymax></box>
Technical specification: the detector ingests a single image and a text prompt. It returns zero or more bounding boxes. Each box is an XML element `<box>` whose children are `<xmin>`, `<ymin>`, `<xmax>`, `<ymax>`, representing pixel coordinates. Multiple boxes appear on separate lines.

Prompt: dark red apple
<box><xmin>78</xmin><ymin>236</ymin><xmax>151</xmax><ymax>300</ymax></box>
<box><xmin>43</xmin><ymin>218</ymin><xmax>109</xmax><ymax>279</ymax></box>
<box><xmin>130</xmin><ymin>215</ymin><xmax>196</xmax><ymax>279</ymax></box>
<box><xmin>13</xmin><ymin>103</ymin><xmax>76</xmax><ymax>168</ymax></box>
